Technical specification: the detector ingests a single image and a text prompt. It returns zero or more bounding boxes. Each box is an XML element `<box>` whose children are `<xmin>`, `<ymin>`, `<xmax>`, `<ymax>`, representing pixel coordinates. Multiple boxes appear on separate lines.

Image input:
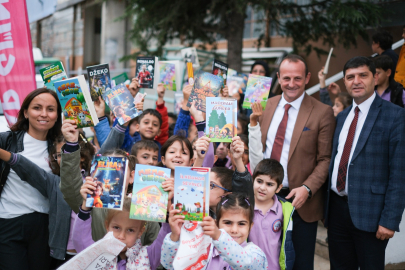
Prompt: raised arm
<box><xmin>249</xmin><ymin>102</ymin><xmax>264</xmax><ymax>172</ymax></box>
<box><xmin>155</xmin><ymin>84</ymin><xmax>169</xmax><ymax>145</ymax></box>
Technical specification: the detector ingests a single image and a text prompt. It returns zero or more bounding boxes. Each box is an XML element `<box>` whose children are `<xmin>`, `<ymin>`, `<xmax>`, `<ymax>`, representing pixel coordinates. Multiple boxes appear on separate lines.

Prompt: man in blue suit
<box><xmin>325</xmin><ymin>56</ymin><xmax>405</xmax><ymax>269</ymax></box>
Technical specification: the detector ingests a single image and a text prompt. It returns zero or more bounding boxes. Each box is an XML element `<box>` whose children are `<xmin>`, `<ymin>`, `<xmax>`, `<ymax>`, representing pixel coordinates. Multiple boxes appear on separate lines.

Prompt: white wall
<box><xmin>386</xmin><ymin>212</ymin><xmax>405</xmax><ymax>264</ymax></box>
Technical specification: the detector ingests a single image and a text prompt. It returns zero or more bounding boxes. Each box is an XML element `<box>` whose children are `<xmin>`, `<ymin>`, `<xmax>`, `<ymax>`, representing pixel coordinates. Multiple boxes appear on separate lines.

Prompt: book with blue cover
<box><xmin>174</xmin><ymin>167</ymin><xmax>210</xmax><ymax>222</ymax></box>
<box><xmin>187</xmin><ymin>71</ymin><xmax>223</xmax><ymax>112</ymax></box>
<box><xmin>103</xmin><ymin>83</ymin><xmax>143</xmax><ymax>125</ymax></box>
<box><xmin>129</xmin><ymin>164</ymin><xmax>171</xmax><ymax>222</ymax></box>
<box><xmin>54</xmin><ymin>75</ymin><xmax>99</xmax><ymax>128</ymax></box>
<box><xmin>86</xmin><ymin>156</ymin><xmax>128</xmax><ymax>210</ymax></box>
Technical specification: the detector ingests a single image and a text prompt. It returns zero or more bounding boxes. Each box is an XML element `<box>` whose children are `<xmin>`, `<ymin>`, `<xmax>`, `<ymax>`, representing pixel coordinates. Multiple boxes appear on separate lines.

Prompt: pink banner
<box><xmin>0</xmin><ymin>0</ymin><xmax>36</xmax><ymax>126</ymax></box>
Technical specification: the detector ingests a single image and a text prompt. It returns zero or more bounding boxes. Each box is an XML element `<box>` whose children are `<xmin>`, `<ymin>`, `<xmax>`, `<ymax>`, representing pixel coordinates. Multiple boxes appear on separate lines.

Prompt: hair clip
<box><xmin>222</xmin><ymin>199</ymin><xmax>229</xmax><ymax>205</ymax></box>
<box><xmin>79</xmin><ymin>134</ymin><xmax>87</xmax><ymax>144</ymax></box>
<box><xmin>245</xmin><ymin>198</ymin><xmax>250</xmax><ymax>206</ymax></box>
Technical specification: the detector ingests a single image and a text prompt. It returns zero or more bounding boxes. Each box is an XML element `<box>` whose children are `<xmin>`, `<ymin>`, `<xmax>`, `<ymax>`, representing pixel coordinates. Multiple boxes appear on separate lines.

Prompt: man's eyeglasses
<box><xmin>210</xmin><ymin>182</ymin><xmax>230</xmax><ymax>192</ymax></box>
<box><xmin>53</xmin><ymin>153</ymin><xmax>62</xmax><ymax>160</ymax></box>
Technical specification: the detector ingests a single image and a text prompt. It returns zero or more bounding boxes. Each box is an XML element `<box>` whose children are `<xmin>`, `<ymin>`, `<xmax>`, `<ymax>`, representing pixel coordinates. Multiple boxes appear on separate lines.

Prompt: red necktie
<box><xmin>337</xmin><ymin>106</ymin><xmax>360</xmax><ymax>192</ymax></box>
<box><xmin>270</xmin><ymin>104</ymin><xmax>292</xmax><ymax>161</ymax></box>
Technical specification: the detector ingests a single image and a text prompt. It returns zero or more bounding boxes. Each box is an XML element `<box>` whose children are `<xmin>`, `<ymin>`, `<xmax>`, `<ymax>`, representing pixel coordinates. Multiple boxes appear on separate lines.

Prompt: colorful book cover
<box><xmin>112</xmin><ymin>72</ymin><xmax>129</xmax><ymax>86</ymax></box>
<box><xmin>86</xmin><ymin>64</ymin><xmax>112</xmax><ymax>101</ymax></box>
<box><xmin>135</xmin><ymin>56</ymin><xmax>158</xmax><ymax>90</ymax></box>
<box><xmin>158</xmin><ymin>61</ymin><xmax>176</xmax><ymax>91</ymax></box>
<box><xmin>174</xmin><ymin>92</ymin><xmax>184</xmax><ymax>114</ymax></box>
<box><xmin>86</xmin><ymin>156</ymin><xmax>128</xmax><ymax>210</ymax></box>
<box><xmin>187</xmin><ymin>71</ymin><xmax>223</xmax><ymax>113</ymax></box>
<box><xmin>174</xmin><ymin>167</ymin><xmax>210</xmax><ymax>222</ymax></box>
<box><xmin>242</xmin><ymin>74</ymin><xmax>272</xmax><ymax>109</ymax></box>
<box><xmin>54</xmin><ymin>75</ymin><xmax>99</xmax><ymax>128</ymax></box>
<box><xmin>206</xmin><ymin>97</ymin><xmax>237</xmax><ymax>143</ymax></box>
<box><xmin>227</xmin><ymin>68</ymin><xmax>238</xmax><ymax>77</ymax></box>
<box><xmin>129</xmin><ymin>165</ymin><xmax>171</xmax><ymax>222</ymax></box>
<box><xmin>39</xmin><ymin>61</ymin><xmax>67</xmax><ymax>91</ymax></box>
<box><xmin>181</xmin><ymin>47</ymin><xmax>200</xmax><ymax>68</ymax></box>
<box><xmin>227</xmin><ymin>75</ymin><xmax>244</xmax><ymax>96</ymax></box>
<box><xmin>212</xmin><ymin>59</ymin><xmax>228</xmax><ymax>86</ymax></box>
<box><xmin>103</xmin><ymin>83</ymin><xmax>142</xmax><ymax>125</ymax></box>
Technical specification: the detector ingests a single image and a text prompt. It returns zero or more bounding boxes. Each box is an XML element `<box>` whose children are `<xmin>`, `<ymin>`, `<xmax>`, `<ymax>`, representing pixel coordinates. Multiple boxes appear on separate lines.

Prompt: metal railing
<box><xmin>306</xmin><ymin>39</ymin><xmax>404</xmax><ymax>95</ymax></box>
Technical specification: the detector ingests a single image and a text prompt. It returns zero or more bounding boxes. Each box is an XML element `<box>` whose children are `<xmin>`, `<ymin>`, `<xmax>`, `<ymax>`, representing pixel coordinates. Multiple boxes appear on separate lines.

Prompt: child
<box><xmin>131</xmin><ymin>140</ymin><xmax>159</xmax><ymax>166</ymax></box>
<box><xmin>250</xmin><ymin>159</ymin><xmax>294</xmax><ymax>270</ymax></box>
<box><xmin>73</xmin><ymin>193</ymin><xmax>171</xmax><ymax>269</ymax></box>
<box><xmin>160</xmin><ymin>135</ymin><xmax>194</xmax><ymax>178</ymax></box>
<box><xmin>161</xmin><ymin>193</ymin><xmax>268</xmax><ymax>269</ymax></box>
<box><xmin>332</xmin><ymin>93</ymin><xmax>352</xmax><ymax>117</ymax></box>
<box><xmin>137</xmin><ymin>109</ymin><xmax>164</xmax><ymax>161</ymax></box>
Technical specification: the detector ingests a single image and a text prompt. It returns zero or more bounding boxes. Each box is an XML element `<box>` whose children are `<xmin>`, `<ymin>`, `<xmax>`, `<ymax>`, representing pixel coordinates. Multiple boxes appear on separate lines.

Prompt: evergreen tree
<box><xmin>208</xmin><ymin>110</ymin><xmax>219</xmax><ymax>128</ymax></box>
<box><xmin>218</xmin><ymin>112</ymin><xmax>227</xmax><ymax>129</ymax></box>
<box><xmin>119</xmin><ymin>0</ymin><xmax>382</xmax><ymax>69</ymax></box>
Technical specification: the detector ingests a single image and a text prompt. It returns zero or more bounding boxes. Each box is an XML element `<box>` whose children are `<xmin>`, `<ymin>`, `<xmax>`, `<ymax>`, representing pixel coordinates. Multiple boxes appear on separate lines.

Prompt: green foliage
<box><xmin>208</xmin><ymin>110</ymin><xmax>219</xmax><ymax>128</ymax></box>
<box><xmin>218</xmin><ymin>112</ymin><xmax>226</xmax><ymax>129</ymax></box>
<box><xmin>118</xmin><ymin>0</ymin><xmax>382</xmax><ymax>63</ymax></box>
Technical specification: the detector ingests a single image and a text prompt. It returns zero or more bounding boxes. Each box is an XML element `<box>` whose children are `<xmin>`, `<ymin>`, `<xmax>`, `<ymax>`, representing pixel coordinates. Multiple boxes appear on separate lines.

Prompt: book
<box><xmin>212</xmin><ymin>59</ymin><xmax>228</xmax><ymax>86</ymax></box>
<box><xmin>54</xmin><ymin>75</ymin><xmax>99</xmax><ymax>128</ymax></box>
<box><xmin>323</xmin><ymin>47</ymin><xmax>334</xmax><ymax>75</ymax></box>
<box><xmin>103</xmin><ymin>83</ymin><xmax>143</xmax><ymax>125</ymax></box>
<box><xmin>174</xmin><ymin>167</ymin><xmax>210</xmax><ymax>222</ymax></box>
<box><xmin>227</xmin><ymin>75</ymin><xmax>245</xmax><ymax>96</ymax></box>
<box><xmin>187</xmin><ymin>71</ymin><xmax>223</xmax><ymax>113</ymax></box>
<box><xmin>86</xmin><ymin>156</ymin><xmax>128</xmax><ymax>210</ymax></box>
<box><xmin>129</xmin><ymin>164</ymin><xmax>171</xmax><ymax>222</ymax></box>
<box><xmin>242</xmin><ymin>74</ymin><xmax>272</xmax><ymax>109</ymax></box>
<box><xmin>135</xmin><ymin>56</ymin><xmax>159</xmax><ymax>90</ymax></box>
<box><xmin>39</xmin><ymin>61</ymin><xmax>67</xmax><ymax>91</ymax></box>
<box><xmin>58</xmin><ymin>232</ymin><xmax>126</xmax><ymax>270</ymax></box>
<box><xmin>206</xmin><ymin>97</ymin><xmax>237</xmax><ymax>142</ymax></box>
<box><xmin>158</xmin><ymin>60</ymin><xmax>181</xmax><ymax>91</ymax></box>
<box><xmin>227</xmin><ymin>68</ymin><xmax>238</xmax><ymax>77</ymax></box>
<box><xmin>112</xmin><ymin>72</ymin><xmax>130</xmax><ymax>86</ymax></box>
<box><xmin>174</xmin><ymin>92</ymin><xmax>184</xmax><ymax>114</ymax></box>
<box><xmin>181</xmin><ymin>47</ymin><xmax>200</xmax><ymax>68</ymax></box>
<box><xmin>86</xmin><ymin>64</ymin><xmax>112</xmax><ymax>101</ymax></box>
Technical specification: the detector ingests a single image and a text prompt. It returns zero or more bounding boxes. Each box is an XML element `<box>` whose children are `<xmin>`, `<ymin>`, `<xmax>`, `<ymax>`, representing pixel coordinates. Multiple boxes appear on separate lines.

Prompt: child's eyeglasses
<box><xmin>53</xmin><ymin>153</ymin><xmax>62</xmax><ymax>160</ymax></box>
<box><xmin>210</xmin><ymin>182</ymin><xmax>230</xmax><ymax>192</ymax></box>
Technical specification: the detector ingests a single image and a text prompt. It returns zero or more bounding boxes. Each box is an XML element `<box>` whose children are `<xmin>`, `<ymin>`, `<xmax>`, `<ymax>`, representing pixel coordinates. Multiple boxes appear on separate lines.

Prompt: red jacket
<box><xmin>155</xmin><ymin>101</ymin><xmax>168</xmax><ymax>145</ymax></box>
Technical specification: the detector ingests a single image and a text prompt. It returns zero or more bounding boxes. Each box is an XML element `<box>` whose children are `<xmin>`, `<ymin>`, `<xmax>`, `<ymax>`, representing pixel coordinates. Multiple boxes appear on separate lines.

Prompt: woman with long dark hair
<box><xmin>0</xmin><ymin>88</ymin><xmax>70</xmax><ymax>269</ymax></box>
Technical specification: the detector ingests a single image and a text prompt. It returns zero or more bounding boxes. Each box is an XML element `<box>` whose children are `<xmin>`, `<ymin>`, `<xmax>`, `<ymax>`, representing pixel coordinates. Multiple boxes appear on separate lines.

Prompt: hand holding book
<box><xmin>250</xmin><ymin>101</ymin><xmax>263</xmax><ymax>127</ymax></box>
<box><xmin>189</xmin><ymin>100</ymin><xmax>204</xmax><ymax>122</ymax></box>
<box><xmin>61</xmin><ymin>119</ymin><xmax>79</xmax><ymax>143</ymax></box>
<box><xmin>168</xmin><ymin>205</ymin><xmax>185</xmax><ymax>242</ymax></box>
<box><xmin>194</xmin><ymin>137</ymin><xmax>210</xmax><ymax>165</ymax></box>
<box><xmin>230</xmin><ymin>136</ymin><xmax>246</xmax><ymax>173</ymax></box>
<box><xmin>201</xmin><ymin>216</ymin><xmax>221</xmax><ymax>241</ymax></box>
<box><xmin>94</xmin><ymin>96</ymin><xmax>106</xmax><ymax>118</ymax></box>
<box><xmin>80</xmin><ymin>177</ymin><xmax>97</xmax><ymax>211</ymax></box>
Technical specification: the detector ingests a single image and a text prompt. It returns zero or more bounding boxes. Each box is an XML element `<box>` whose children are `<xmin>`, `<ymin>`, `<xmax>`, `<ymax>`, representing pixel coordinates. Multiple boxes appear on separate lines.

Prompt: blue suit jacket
<box><xmin>325</xmin><ymin>95</ymin><xmax>405</xmax><ymax>232</ymax></box>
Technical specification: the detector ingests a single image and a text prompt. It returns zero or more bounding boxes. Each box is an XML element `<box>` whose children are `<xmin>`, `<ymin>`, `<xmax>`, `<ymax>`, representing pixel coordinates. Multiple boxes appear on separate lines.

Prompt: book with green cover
<box><xmin>129</xmin><ymin>164</ymin><xmax>171</xmax><ymax>222</ymax></box>
<box><xmin>206</xmin><ymin>97</ymin><xmax>237</xmax><ymax>142</ymax></box>
<box><xmin>242</xmin><ymin>74</ymin><xmax>272</xmax><ymax>109</ymax></box>
<box><xmin>39</xmin><ymin>61</ymin><xmax>67</xmax><ymax>91</ymax></box>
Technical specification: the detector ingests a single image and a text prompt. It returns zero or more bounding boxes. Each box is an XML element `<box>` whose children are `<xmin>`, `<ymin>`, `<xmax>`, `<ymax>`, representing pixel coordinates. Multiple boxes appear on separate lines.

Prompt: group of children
<box><xmin>54</xmin><ymin>79</ymin><xmax>294</xmax><ymax>270</ymax></box>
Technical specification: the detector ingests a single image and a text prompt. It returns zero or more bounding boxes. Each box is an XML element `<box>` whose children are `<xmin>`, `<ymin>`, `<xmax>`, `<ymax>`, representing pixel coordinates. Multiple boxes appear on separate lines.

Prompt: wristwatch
<box><xmin>302</xmin><ymin>185</ymin><xmax>312</xmax><ymax>198</ymax></box>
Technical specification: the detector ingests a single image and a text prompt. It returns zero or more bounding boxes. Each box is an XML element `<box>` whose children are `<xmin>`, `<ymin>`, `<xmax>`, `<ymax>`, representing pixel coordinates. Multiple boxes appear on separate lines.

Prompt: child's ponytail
<box><xmin>215</xmin><ymin>193</ymin><xmax>254</xmax><ymax>228</ymax></box>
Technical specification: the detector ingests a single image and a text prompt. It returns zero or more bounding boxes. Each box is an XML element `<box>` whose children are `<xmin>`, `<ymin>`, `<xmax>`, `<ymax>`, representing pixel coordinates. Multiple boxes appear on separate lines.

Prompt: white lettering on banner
<box><xmin>2</xmin><ymin>89</ymin><xmax>20</xmax><ymax>110</ymax></box>
<box><xmin>0</xmin><ymin>1</ymin><xmax>14</xmax><ymax>76</ymax></box>
<box><xmin>0</xmin><ymin>0</ymin><xmax>10</xmax><ymax>21</ymax></box>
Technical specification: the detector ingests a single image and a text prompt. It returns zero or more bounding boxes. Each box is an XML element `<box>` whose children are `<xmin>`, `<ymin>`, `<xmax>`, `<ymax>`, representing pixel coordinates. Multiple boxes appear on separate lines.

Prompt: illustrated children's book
<box><xmin>39</xmin><ymin>61</ymin><xmax>68</xmax><ymax>91</ymax></box>
<box><xmin>103</xmin><ymin>83</ymin><xmax>143</xmax><ymax>125</ymax></box>
<box><xmin>158</xmin><ymin>61</ymin><xmax>175</xmax><ymax>91</ymax></box>
<box><xmin>227</xmin><ymin>75</ymin><xmax>245</xmax><ymax>96</ymax></box>
<box><xmin>242</xmin><ymin>74</ymin><xmax>272</xmax><ymax>109</ymax></box>
<box><xmin>54</xmin><ymin>76</ymin><xmax>99</xmax><ymax>128</ymax></box>
<box><xmin>129</xmin><ymin>164</ymin><xmax>171</xmax><ymax>222</ymax></box>
<box><xmin>135</xmin><ymin>56</ymin><xmax>159</xmax><ymax>90</ymax></box>
<box><xmin>212</xmin><ymin>59</ymin><xmax>228</xmax><ymax>86</ymax></box>
<box><xmin>86</xmin><ymin>156</ymin><xmax>128</xmax><ymax>210</ymax></box>
<box><xmin>187</xmin><ymin>71</ymin><xmax>223</xmax><ymax>113</ymax></box>
<box><xmin>58</xmin><ymin>232</ymin><xmax>126</xmax><ymax>270</ymax></box>
<box><xmin>181</xmin><ymin>47</ymin><xmax>200</xmax><ymax>68</ymax></box>
<box><xmin>227</xmin><ymin>68</ymin><xmax>238</xmax><ymax>77</ymax></box>
<box><xmin>174</xmin><ymin>167</ymin><xmax>210</xmax><ymax>222</ymax></box>
<box><xmin>206</xmin><ymin>97</ymin><xmax>237</xmax><ymax>143</ymax></box>
<box><xmin>86</xmin><ymin>64</ymin><xmax>112</xmax><ymax>101</ymax></box>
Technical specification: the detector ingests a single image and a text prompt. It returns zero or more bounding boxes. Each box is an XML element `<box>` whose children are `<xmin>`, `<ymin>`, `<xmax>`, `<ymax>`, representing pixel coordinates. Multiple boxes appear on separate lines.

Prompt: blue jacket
<box><xmin>325</xmin><ymin>95</ymin><xmax>405</xmax><ymax>232</ymax></box>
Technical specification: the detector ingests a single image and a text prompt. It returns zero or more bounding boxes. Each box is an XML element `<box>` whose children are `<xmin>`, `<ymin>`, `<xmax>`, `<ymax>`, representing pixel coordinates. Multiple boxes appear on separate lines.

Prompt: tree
<box><xmin>218</xmin><ymin>112</ymin><xmax>226</xmax><ymax>129</ymax></box>
<box><xmin>208</xmin><ymin>109</ymin><xmax>219</xmax><ymax>128</ymax></box>
<box><xmin>120</xmin><ymin>0</ymin><xmax>382</xmax><ymax>70</ymax></box>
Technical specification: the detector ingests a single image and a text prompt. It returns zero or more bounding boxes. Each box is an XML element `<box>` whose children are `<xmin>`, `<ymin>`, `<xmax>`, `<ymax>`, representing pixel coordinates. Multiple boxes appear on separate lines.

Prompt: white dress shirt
<box><xmin>331</xmin><ymin>92</ymin><xmax>376</xmax><ymax>196</ymax></box>
<box><xmin>264</xmin><ymin>92</ymin><xmax>305</xmax><ymax>187</ymax></box>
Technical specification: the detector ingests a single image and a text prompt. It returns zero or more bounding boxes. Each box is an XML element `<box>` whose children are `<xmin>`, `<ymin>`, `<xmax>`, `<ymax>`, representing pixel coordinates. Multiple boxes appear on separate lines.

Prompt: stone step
<box><xmin>315</xmin><ymin>222</ymin><xmax>329</xmax><ymax>261</ymax></box>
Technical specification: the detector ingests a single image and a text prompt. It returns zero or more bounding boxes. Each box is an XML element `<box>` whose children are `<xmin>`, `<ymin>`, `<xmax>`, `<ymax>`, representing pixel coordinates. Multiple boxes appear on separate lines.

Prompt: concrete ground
<box><xmin>314</xmin><ymin>254</ymin><xmax>330</xmax><ymax>270</ymax></box>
